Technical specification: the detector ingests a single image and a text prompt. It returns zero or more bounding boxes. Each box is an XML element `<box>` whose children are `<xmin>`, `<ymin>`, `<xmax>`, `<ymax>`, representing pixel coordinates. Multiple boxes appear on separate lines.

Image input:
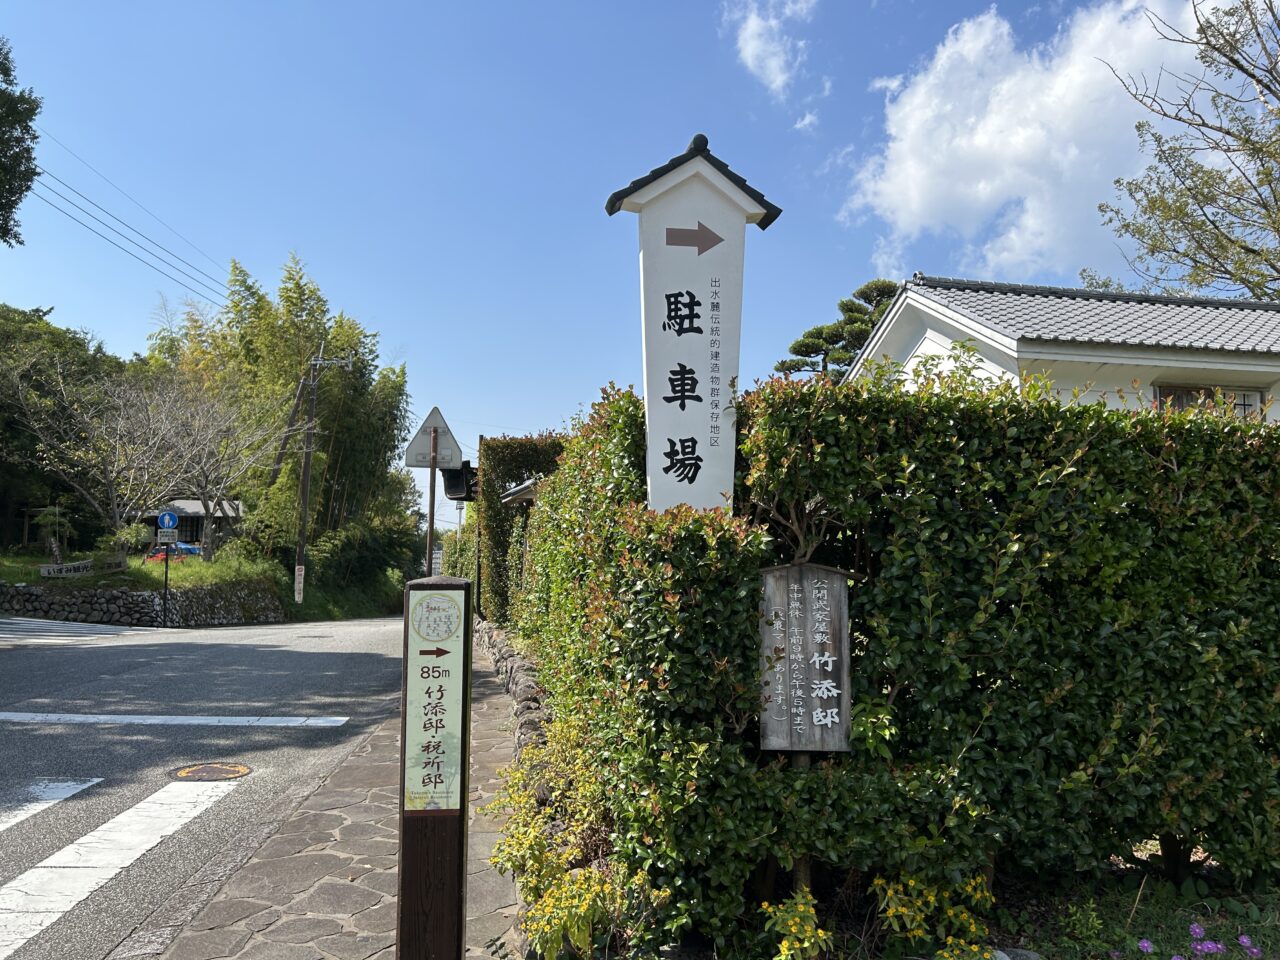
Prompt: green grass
<box><xmin>0</xmin><ymin>547</ymin><xmax>406</xmax><ymax>621</ymax></box>
<box><xmin>990</xmin><ymin>872</ymin><xmax>1280</xmax><ymax>960</ymax></box>
<box><xmin>0</xmin><ymin>548</ymin><xmax>281</xmax><ymax>591</ymax></box>
<box><xmin>283</xmin><ymin>566</ymin><xmax>405</xmax><ymax>622</ymax></box>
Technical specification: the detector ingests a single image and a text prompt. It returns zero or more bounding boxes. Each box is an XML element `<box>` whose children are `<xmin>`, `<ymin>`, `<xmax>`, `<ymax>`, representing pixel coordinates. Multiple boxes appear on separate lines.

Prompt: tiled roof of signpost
<box><xmin>909</xmin><ymin>275</ymin><xmax>1280</xmax><ymax>354</ymax></box>
<box><xmin>605</xmin><ymin>133</ymin><xmax>782</xmax><ymax>229</ymax></box>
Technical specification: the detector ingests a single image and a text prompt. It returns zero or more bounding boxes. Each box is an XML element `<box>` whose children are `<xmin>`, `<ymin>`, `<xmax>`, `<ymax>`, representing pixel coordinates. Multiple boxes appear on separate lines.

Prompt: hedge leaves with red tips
<box><xmin>508</xmin><ymin>374</ymin><xmax>1280</xmax><ymax>951</ymax></box>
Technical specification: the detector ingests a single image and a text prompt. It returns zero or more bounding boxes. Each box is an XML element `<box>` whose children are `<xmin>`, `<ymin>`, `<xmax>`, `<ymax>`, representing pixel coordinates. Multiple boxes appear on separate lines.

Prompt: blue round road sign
<box><xmin>158</xmin><ymin>511</ymin><xmax>179</xmax><ymax>530</ymax></box>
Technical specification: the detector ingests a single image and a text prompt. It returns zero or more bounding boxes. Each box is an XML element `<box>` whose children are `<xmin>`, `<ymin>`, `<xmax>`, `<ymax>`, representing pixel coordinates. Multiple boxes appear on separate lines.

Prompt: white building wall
<box><xmin>1020</xmin><ymin>357</ymin><xmax>1280</xmax><ymax>423</ymax></box>
<box><xmin>854</xmin><ymin>294</ymin><xmax>1280</xmax><ymax>422</ymax></box>
<box><xmin>861</xmin><ymin>300</ymin><xmax>1018</xmax><ymax>385</ymax></box>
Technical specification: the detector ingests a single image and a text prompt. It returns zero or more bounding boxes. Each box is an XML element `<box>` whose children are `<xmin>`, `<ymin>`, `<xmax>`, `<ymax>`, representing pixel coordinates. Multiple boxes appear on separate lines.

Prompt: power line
<box><xmin>35</xmin><ymin>123</ymin><xmax>224</xmax><ymax>270</ymax></box>
<box><xmin>37</xmin><ymin>167</ymin><xmax>227</xmax><ymax>290</ymax></box>
<box><xmin>32</xmin><ymin>181</ymin><xmax>227</xmax><ymax>302</ymax></box>
<box><xmin>30</xmin><ymin>191</ymin><xmax>227</xmax><ymax>306</ymax></box>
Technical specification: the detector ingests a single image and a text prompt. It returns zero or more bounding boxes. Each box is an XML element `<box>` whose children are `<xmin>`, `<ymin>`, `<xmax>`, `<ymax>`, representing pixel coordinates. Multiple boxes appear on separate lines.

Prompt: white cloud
<box><xmin>848</xmin><ymin>0</ymin><xmax>1199</xmax><ymax>279</ymax></box>
<box><xmin>794</xmin><ymin>110</ymin><xmax>819</xmax><ymax>131</ymax></box>
<box><xmin>726</xmin><ymin>0</ymin><xmax>817</xmax><ymax>99</ymax></box>
<box><xmin>868</xmin><ymin>74</ymin><xmax>902</xmax><ymax>95</ymax></box>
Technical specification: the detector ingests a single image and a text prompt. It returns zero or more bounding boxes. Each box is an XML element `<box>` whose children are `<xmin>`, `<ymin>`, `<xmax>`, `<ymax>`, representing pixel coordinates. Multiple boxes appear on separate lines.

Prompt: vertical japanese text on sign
<box><xmin>404</xmin><ymin>590</ymin><xmax>468</xmax><ymax>811</ymax></box>
<box><xmin>759</xmin><ymin>564</ymin><xmax>851</xmax><ymax>753</ymax></box>
<box><xmin>606</xmin><ymin>135</ymin><xmax>780</xmax><ymax>511</ymax></box>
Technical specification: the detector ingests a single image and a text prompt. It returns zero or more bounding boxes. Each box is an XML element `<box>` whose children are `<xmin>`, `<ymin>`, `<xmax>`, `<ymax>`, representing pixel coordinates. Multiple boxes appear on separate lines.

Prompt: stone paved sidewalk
<box><xmin>158</xmin><ymin>647</ymin><xmax>518</xmax><ymax>960</ymax></box>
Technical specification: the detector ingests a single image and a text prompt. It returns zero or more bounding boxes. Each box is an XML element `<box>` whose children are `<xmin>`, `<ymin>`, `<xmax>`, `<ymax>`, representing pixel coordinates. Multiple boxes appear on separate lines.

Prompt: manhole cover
<box><xmin>171</xmin><ymin>762</ymin><xmax>251</xmax><ymax>782</ymax></box>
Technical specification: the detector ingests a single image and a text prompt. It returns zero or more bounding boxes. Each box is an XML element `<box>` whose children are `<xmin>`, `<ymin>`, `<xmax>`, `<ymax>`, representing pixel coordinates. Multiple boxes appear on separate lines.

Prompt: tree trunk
<box><xmin>1159</xmin><ymin>832</ymin><xmax>1193</xmax><ymax>884</ymax></box>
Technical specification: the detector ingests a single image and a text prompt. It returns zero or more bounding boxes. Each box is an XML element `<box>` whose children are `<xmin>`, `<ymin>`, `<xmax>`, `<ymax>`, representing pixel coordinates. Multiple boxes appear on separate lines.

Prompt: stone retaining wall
<box><xmin>473</xmin><ymin>618</ymin><xmax>546</xmax><ymax>958</ymax></box>
<box><xmin>0</xmin><ymin>579</ymin><xmax>286</xmax><ymax>628</ymax></box>
<box><xmin>474</xmin><ymin>619</ymin><xmax>546</xmax><ymax>757</ymax></box>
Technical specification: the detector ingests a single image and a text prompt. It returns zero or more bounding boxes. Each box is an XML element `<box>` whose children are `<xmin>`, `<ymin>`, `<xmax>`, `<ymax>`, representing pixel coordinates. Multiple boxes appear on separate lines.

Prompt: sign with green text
<box><xmin>398</xmin><ymin>576</ymin><xmax>472</xmax><ymax>959</ymax></box>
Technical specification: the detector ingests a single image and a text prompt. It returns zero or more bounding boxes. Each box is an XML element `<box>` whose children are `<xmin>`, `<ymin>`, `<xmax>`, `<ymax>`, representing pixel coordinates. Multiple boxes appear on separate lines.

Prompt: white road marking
<box><xmin>0</xmin><ymin>618</ymin><xmax>153</xmax><ymax>645</ymax></box>
<box><xmin>0</xmin><ymin>780</ymin><xmax>236</xmax><ymax>959</ymax></box>
<box><xmin>0</xmin><ymin>779</ymin><xmax>102</xmax><ymax>835</ymax></box>
<box><xmin>0</xmin><ymin>712</ymin><xmax>348</xmax><ymax>727</ymax></box>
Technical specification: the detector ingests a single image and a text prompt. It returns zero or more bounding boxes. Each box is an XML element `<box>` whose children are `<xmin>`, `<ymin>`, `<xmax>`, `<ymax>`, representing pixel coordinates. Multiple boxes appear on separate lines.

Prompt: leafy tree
<box><xmin>148</xmin><ymin>255</ymin><xmax>418</xmax><ymax>578</ymax></box>
<box><xmin>0</xmin><ymin>37</ymin><xmax>41</xmax><ymax>248</ymax></box>
<box><xmin>6</xmin><ymin>360</ymin><xmax>183</xmax><ymax>533</ymax></box>
<box><xmin>1099</xmin><ymin>1</ymin><xmax>1280</xmax><ymax>297</ymax></box>
<box><xmin>0</xmin><ymin>304</ymin><xmax>118</xmax><ymax>546</ymax></box>
<box><xmin>162</xmin><ymin>382</ymin><xmax>300</xmax><ymax>560</ymax></box>
<box><xmin>775</xmin><ymin>278</ymin><xmax>898</xmax><ymax>378</ymax></box>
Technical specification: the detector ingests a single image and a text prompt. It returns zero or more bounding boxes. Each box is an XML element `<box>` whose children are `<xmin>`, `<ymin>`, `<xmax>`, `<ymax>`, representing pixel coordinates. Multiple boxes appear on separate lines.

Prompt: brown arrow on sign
<box><xmin>418</xmin><ymin>647</ymin><xmax>449</xmax><ymax>658</ymax></box>
<box><xmin>665</xmin><ymin>221</ymin><xmax>723</xmax><ymax>255</ymax></box>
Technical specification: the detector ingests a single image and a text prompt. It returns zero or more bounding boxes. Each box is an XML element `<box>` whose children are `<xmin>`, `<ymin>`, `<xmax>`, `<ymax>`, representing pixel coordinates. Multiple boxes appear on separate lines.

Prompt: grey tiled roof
<box><xmin>605</xmin><ymin>133</ymin><xmax>782</xmax><ymax>230</ymax></box>
<box><xmin>911</xmin><ymin>275</ymin><xmax>1280</xmax><ymax>354</ymax></box>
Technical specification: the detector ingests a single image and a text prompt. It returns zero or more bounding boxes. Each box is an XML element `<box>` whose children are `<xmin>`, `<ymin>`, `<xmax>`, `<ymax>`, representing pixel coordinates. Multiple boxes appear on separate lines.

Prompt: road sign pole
<box><xmin>163</xmin><ymin>544</ymin><xmax>170</xmax><ymax>628</ymax></box>
<box><xmin>425</xmin><ymin>428</ymin><xmax>438</xmax><ymax>577</ymax></box>
<box><xmin>398</xmin><ymin>576</ymin><xmax>472</xmax><ymax>959</ymax></box>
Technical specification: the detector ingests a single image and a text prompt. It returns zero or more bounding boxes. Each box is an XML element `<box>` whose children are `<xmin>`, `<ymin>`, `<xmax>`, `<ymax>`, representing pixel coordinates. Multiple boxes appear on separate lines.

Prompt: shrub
<box><xmin>476</xmin><ymin>432</ymin><xmax>563</xmax><ymax>623</ymax></box>
<box><xmin>498</xmin><ymin>371</ymin><xmax>1280</xmax><ymax>955</ymax></box>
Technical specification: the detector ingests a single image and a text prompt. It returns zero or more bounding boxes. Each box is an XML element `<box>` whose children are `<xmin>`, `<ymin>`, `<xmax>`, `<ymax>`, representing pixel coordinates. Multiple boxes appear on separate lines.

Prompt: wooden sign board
<box><xmin>398</xmin><ymin>576</ymin><xmax>472</xmax><ymax>959</ymax></box>
<box><xmin>39</xmin><ymin>560</ymin><xmax>93</xmax><ymax>578</ymax></box>
<box><xmin>759</xmin><ymin>563</ymin><xmax>851</xmax><ymax>752</ymax></box>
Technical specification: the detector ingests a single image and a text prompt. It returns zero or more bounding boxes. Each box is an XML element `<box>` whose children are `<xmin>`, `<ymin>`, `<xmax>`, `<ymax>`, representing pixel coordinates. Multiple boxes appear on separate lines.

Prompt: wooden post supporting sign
<box><xmin>760</xmin><ymin>563</ymin><xmax>850</xmax><ymax>892</ymax></box>
<box><xmin>398</xmin><ymin>576</ymin><xmax>472</xmax><ymax>959</ymax></box>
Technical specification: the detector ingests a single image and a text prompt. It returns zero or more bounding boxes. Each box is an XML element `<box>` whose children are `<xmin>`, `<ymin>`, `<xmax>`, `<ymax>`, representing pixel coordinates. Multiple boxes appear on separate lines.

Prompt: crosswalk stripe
<box><xmin>0</xmin><ymin>779</ymin><xmax>101</xmax><ymax>836</ymax></box>
<box><xmin>0</xmin><ymin>618</ymin><xmax>154</xmax><ymax>645</ymax></box>
<box><xmin>0</xmin><ymin>780</ymin><xmax>236</xmax><ymax>959</ymax></box>
<box><xmin>0</xmin><ymin>712</ymin><xmax>349</xmax><ymax>727</ymax></box>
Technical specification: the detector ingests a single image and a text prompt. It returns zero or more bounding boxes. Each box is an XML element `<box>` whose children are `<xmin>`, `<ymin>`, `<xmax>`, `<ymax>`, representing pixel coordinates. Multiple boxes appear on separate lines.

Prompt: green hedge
<box><xmin>440</xmin><ymin>505</ymin><xmax>477</xmax><ymax>580</ymax></box>
<box><xmin>504</xmin><ymin>371</ymin><xmax>1280</xmax><ymax>953</ymax></box>
<box><xmin>476</xmin><ymin>433</ymin><xmax>563</xmax><ymax>623</ymax></box>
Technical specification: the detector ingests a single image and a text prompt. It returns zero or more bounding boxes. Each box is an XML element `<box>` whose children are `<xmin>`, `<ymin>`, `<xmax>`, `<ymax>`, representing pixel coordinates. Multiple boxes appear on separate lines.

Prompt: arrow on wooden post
<box><xmin>665</xmin><ymin>221</ymin><xmax>723</xmax><ymax>255</ymax></box>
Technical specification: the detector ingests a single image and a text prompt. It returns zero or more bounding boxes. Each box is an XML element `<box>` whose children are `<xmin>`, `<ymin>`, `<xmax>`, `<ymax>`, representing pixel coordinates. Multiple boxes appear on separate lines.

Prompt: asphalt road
<box><xmin>0</xmin><ymin>616</ymin><xmax>403</xmax><ymax>960</ymax></box>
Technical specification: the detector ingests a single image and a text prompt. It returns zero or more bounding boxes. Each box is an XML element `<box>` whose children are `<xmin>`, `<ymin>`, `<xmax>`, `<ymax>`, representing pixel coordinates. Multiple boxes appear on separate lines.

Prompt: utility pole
<box><xmin>294</xmin><ymin>344</ymin><xmax>353</xmax><ymax>604</ymax></box>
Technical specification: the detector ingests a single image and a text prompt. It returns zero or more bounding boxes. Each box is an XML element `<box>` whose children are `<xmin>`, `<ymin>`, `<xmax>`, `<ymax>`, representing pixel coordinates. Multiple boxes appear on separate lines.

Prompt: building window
<box><xmin>1154</xmin><ymin>384</ymin><xmax>1262</xmax><ymax>418</ymax></box>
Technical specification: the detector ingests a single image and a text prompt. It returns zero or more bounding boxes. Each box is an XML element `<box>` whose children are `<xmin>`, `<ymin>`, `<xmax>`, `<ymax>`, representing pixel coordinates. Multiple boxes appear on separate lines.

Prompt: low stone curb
<box><xmin>471</xmin><ymin>621</ymin><xmax>547</xmax><ymax>959</ymax></box>
<box><xmin>474</xmin><ymin>620</ymin><xmax>546</xmax><ymax>758</ymax></box>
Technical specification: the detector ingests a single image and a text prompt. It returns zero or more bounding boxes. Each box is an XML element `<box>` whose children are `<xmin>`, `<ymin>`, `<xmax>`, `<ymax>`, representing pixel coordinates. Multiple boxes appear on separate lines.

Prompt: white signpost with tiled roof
<box><xmin>607</xmin><ymin>134</ymin><xmax>780</xmax><ymax>512</ymax></box>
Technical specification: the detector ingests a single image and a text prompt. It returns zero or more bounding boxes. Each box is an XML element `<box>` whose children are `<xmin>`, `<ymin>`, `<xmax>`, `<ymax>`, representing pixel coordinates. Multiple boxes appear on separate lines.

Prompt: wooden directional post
<box><xmin>398</xmin><ymin>576</ymin><xmax>472</xmax><ymax>959</ymax></box>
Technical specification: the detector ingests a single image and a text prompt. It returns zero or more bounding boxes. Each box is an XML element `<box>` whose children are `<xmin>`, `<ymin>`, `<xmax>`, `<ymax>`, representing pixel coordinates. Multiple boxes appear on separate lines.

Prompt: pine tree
<box><xmin>775</xmin><ymin>279</ymin><xmax>898</xmax><ymax>378</ymax></box>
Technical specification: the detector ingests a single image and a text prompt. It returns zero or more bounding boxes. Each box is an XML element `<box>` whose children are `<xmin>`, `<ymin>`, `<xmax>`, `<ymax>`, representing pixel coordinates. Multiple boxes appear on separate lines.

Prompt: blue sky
<box><xmin>1</xmin><ymin>1</ymin><xmax>1194</xmax><ymax>521</ymax></box>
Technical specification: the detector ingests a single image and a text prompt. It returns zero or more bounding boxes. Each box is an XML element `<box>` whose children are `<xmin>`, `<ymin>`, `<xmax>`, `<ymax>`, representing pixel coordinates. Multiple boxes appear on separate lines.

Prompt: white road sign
<box><xmin>406</xmin><ymin>407</ymin><xmax>463</xmax><ymax>468</ymax></box>
<box><xmin>156</xmin><ymin>529</ymin><xmax>178</xmax><ymax>544</ymax></box>
<box><xmin>404</xmin><ymin>588</ymin><xmax>468</xmax><ymax>811</ymax></box>
<box><xmin>608</xmin><ymin>134</ymin><xmax>779</xmax><ymax>512</ymax></box>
